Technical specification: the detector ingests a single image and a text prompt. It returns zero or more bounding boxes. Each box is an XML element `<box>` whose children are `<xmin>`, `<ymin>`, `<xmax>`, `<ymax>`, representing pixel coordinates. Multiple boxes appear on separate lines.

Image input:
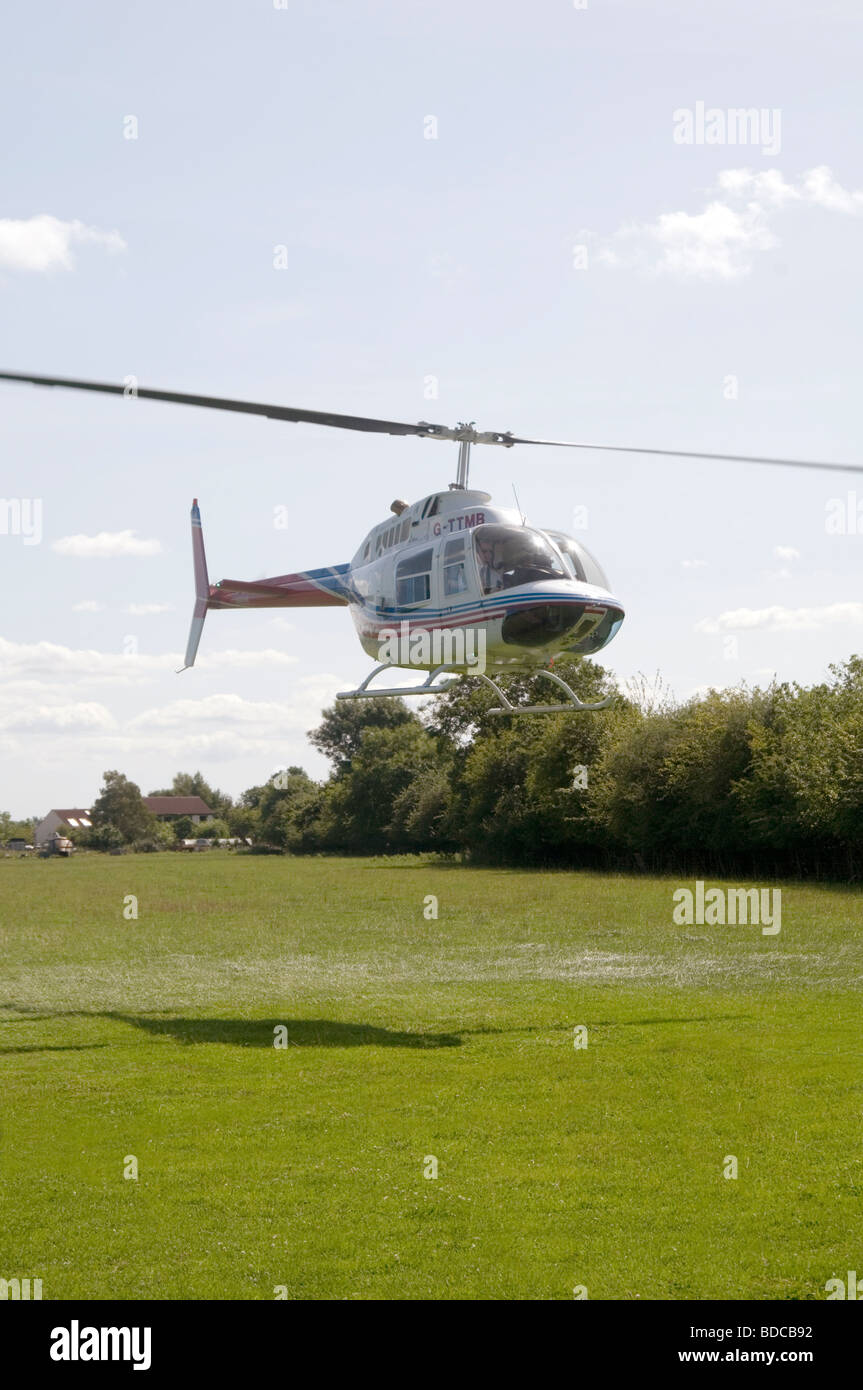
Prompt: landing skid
<box><xmin>481</xmin><ymin>668</ymin><xmax>612</xmax><ymax>714</ymax></box>
<box><xmin>336</xmin><ymin>664</ymin><xmax>611</xmax><ymax>713</ymax></box>
<box><xmin>336</xmin><ymin>663</ymin><xmax>461</xmax><ymax>700</ymax></box>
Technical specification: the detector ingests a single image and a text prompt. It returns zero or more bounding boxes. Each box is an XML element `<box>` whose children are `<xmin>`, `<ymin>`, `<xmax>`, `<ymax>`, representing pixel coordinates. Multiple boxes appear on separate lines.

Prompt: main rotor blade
<box><xmin>0</xmin><ymin>371</ymin><xmax>444</xmax><ymax>438</ymax></box>
<box><xmin>2</xmin><ymin>370</ymin><xmax>860</xmax><ymax>473</ymax></box>
<box><xmin>505</xmin><ymin>434</ymin><xmax>863</xmax><ymax>475</ymax></box>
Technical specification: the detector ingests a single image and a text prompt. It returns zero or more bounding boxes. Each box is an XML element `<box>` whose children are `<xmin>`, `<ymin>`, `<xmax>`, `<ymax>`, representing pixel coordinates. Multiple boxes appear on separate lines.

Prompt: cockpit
<box><xmin>473</xmin><ymin>525</ymin><xmax>567</xmax><ymax>594</ymax></box>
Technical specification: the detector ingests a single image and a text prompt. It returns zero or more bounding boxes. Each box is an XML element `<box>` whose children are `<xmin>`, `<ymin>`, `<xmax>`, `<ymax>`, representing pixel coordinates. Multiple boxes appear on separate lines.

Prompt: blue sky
<box><xmin>1</xmin><ymin>0</ymin><xmax>862</xmax><ymax>818</ymax></box>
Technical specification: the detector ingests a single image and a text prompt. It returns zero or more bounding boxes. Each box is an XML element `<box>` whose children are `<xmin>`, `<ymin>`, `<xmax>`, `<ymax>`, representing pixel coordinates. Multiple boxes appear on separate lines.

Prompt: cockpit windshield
<box><xmin>545</xmin><ymin>531</ymin><xmax>610</xmax><ymax>589</ymax></box>
<box><xmin>473</xmin><ymin>524</ymin><xmax>566</xmax><ymax>594</ymax></box>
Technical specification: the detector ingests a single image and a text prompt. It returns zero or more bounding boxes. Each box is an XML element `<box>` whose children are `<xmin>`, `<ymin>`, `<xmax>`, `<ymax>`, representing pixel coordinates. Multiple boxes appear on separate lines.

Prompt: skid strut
<box><xmin>336</xmin><ymin>664</ymin><xmax>611</xmax><ymax>713</ymax></box>
<box><xmin>480</xmin><ymin>668</ymin><xmax>611</xmax><ymax>714</ymax></box>
<box><xmin>336</xmin><ymin>663</ymin><xmax>461</xmax><ymax>700</ymax></box>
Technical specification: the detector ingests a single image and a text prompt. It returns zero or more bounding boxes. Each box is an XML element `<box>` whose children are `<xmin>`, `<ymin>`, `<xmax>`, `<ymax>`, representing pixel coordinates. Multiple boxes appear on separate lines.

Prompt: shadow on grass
<box><xmin>590</xmin><ymin>1015</ymin><xmax>754</xmax><ymax>1028</ymax></box>
<box><xmin>103</xmin><ymin>1013</ymin><xmax>462</xmax><ymax>1049</ymax></box>
<box><xmin>1</xmin><ymin>1004</ymin><xmax>462</xmax><ymax>1049</ymax></box>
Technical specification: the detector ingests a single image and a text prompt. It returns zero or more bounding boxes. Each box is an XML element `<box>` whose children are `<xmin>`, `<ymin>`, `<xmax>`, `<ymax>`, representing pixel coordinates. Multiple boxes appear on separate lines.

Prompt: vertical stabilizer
<box><xmin>178</xmin><ymin>498</ymin><xmax>211</xmax><ymax>672</ymax></box>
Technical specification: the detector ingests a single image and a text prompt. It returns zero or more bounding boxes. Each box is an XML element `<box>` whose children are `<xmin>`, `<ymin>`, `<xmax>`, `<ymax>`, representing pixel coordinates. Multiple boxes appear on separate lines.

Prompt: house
<box><xmin>142</xmin><ymin>796</ymin><xmax>213</xmax><ymax>824</ymax></box>
<box><xmin>35</xmin><ymin>797</ymin><xmax>214</xmax><ymax>846</ymax></box>
<box><xmin>34</xmin><ymin>809</ymin><xmax>92</xmax><ymax>846</ymax></box>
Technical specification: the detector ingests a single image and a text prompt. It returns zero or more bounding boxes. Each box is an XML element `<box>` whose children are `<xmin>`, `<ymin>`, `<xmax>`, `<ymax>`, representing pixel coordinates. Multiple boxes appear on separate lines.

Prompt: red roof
<box><xmin>142</xmin><ymin>796</ymin><xmax>213</xmax><ymax>816</ymax></box>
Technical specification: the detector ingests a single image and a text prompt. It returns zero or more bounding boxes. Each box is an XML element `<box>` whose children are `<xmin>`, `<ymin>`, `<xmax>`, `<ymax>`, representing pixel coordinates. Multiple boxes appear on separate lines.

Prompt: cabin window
<box><xmin>396</xmin><ymin>546</ymin><xmax>433</xmax><ymax>606</ymax></box>
<box><xmin>443</xmin><ymin>537</ymin><xmax>468</xmax><ymax>596</ymax></box>
<box><xmin>363</xmin><ymin>542</ymin><xmax>370</xmax><ymax>560</ymax></box>
<box><xmin>473</xmin><ymin>524</ymin><xmax>566</xmax><ymax>594</ymax></box>
<box><xmin>400</xmin><ymin>518</ymin><xmax>410</xmax><ymax>542</ymax></box>
<box><xmin>427</xmin><ymin>495</ymin><xmax>440</xmax><ymax>517</ymax></box>
<box><xmin>545</xmin><ymin>531</ymin><xmax>610</xmax><ymax>589</ymax></box>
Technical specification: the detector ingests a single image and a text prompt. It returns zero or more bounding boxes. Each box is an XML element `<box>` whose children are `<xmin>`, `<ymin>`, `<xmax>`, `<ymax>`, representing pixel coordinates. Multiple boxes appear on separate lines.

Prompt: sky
<box><xmin>1</xmin><ymin>0</ymin><xmax>862</xmax><ymax>818</ymax></box>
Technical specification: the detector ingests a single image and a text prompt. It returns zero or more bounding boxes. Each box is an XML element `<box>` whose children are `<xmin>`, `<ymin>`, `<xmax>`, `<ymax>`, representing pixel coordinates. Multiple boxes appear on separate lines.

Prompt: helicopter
<box><xmin>2</xmin><ymin>370</ymin><xmax>862</xmax><ymax>715</ymax></box>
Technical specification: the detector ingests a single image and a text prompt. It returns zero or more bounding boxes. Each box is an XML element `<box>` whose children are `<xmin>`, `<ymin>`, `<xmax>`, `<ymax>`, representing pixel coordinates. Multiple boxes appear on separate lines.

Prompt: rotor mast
<box><xmin>451</xmin><ymin>422</ymin><xmax>481</xmax><ymax>490</ymax></box>
<box><xmin>455</xmin><ymin>434</ymin><xmax>471</xmax><ymax>490</ymax></box>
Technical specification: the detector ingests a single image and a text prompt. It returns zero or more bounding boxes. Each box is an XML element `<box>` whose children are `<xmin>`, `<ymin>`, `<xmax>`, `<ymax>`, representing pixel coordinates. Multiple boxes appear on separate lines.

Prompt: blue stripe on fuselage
<box><xmin>354</xmin><ymin>588</ymin><xmax>625</xmax><ymax>624</ymax></box>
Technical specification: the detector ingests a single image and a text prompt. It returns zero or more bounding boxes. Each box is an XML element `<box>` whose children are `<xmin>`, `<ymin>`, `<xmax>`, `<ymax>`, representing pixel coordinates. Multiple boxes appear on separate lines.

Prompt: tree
<box><xmin>320</xmin><ymin>722</ymin><xmax>440</xmax><ymax>852</ymax></box>
<box><xmin>257</xmin><ymin>769</ymin><xmax>324</xmax><ymax>850</ymax></box>
<box><xmin>91</xmin><ymin>771</ymin><xmax>156</xmax><ymax>844</ymax></box>
<box><xmin>309</xmin><ymin>698</ymin><xmax>416</xmax><ymax>777</ymax></box>
<box><xmin>226</xmin><ymin>797</ymin><xmax>261</xmax><ymax>840</ymax></box>
<box><xmin>391</xmin><ymin>767</ymin><xmax>457</xmax><ymax>849</ymax></box>
<box><xmin>87</xmin><ymin>822</ymin><xmax>125</xmax><ymax>852</ymax></box>
<box><xmin>0</xmin><ymin>812</ymin><xmax>34</xmax><ymax>843</ymax></box>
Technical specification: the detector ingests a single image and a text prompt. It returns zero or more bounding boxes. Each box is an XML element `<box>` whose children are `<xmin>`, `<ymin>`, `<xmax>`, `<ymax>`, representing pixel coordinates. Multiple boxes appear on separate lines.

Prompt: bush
<box><xmin>196</xmin><ymin>818</ymin><xmax>230</xmax><ymax>841</ymax></box>
<box><xmin>88</xmin><ymin>822</ymin><xmax>125</xmax><ymax>852</ymax></box>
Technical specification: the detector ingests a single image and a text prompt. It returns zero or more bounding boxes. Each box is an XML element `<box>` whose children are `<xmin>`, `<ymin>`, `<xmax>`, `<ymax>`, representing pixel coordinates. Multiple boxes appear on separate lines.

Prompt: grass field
<box><xmin>1</xmin><ymin>851</ymin><xmax>861</xmax><ymax>1300</ymax></box>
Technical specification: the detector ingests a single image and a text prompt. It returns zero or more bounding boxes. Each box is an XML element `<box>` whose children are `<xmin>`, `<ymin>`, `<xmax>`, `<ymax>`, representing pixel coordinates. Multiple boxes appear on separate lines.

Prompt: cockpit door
<box><xmin>440</xmin><ymin>534</ymin><xmax>475</xmax><ymax>609</ymax></box>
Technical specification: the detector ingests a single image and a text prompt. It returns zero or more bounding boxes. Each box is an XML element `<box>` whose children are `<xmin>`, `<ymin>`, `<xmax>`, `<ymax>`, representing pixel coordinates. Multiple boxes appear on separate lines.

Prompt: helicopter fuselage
<box><xmin>346</xmin><ymin>488</ymin><xmax>625</xmax><ymax>672</ymax></box>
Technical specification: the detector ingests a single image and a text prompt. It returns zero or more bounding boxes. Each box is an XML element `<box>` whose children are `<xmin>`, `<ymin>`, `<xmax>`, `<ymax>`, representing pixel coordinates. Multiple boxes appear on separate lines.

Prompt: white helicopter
<box><xmin>2</xmin><ymin>371</ymin><xmax>861</xmax><ymax>715</ymax></box>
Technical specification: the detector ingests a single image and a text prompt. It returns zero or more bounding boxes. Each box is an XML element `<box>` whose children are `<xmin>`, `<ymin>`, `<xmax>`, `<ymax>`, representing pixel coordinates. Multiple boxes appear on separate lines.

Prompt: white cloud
<box><xmin>128</xmin><ymin>679</ymin><xmax>344</xmax><ymax>733</ymax></box>
<box><xmin>0</xmin><ymin>214</ymin><xmax>126</xmax><ymax>272</ymax></box>
<box><xmin>198</xmin><ymin>649</ymin><xmax>299</xmax><ymax>671</ymax></box>
<box><xmin>681</xmin><ymin>559</ymin><xmax>708</xmax><ymax>569</ymax></box>
<box><xmin>773</xmin><ymin>545</ymin><xmax>800</xmax><ymax>561</ymax></box>
<box><xmin>127</xmin><ymin>603</ymin><xmax>173</xmax><ymax>615</ymax></box>
<box><xmin>597</xmin><ymin>200</ymin><xmax>777</xmax><ymax>280</ymax></box>
<box><xmin>0</xmin><ymin>636</ymin><xmax>299</xmax><ymax>683</ymax></box>
<box><xmin>129</xmin><ymin>693</ymin><xmax>301</xmax><ymax>730</ymax></box>
<box><xmin>594</xmin><ymin>166</ymin><xmax>863</xmax><ymax>280</ymax></box>
<box><xmin>0</xmin><ymin>674</ymin><xmax>348</xmax><ymax>809</ymax></box>
<box><xmin>0</xmin><ymin>700</ymin><xmax>114</xmax><ymax>733</ymax></box>
<box><xmin>53</xmin><ymin>530</ymin><xmax>162</xmax><ymax>558</ymax></box>
<box><xmin>695</xmin><ymin>602</ymin><xmax>863</xmax><ymax>635</ymax></box>
<box><xmin>0</xmin><ymin>636</ymin><xmax>167</xmax><ymax>681</ymax></box>
<box><xmin>72</xmin><ymin>600</ymin><xmax>106</xmax><ymax>612</ymax></box>
<box><xmin>717</xmin><ymin>166</ymin><xmax>863</xmax><ymax>214</ymax></box>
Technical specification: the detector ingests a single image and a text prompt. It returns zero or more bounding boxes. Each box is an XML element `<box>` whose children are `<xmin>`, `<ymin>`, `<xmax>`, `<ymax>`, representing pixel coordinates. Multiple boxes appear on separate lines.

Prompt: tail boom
<box><xmin>179</xmin><ymin>499</ymin><xmax>350</xmax><ymax>672</ymax></box>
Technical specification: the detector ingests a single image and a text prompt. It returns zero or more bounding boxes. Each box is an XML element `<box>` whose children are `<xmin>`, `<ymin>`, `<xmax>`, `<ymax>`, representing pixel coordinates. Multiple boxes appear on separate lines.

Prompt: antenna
<box><xmin>512</xmin><ymin>482</ymin><xmax>525</xmax><ymax>524</ymax></box>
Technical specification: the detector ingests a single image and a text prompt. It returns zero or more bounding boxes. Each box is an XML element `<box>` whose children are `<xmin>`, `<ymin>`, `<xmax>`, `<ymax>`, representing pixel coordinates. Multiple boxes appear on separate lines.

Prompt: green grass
<box><xmin>1</xmin><ymin>852</ymin><xmax>861</xmax><ymax>1300</ymax></box>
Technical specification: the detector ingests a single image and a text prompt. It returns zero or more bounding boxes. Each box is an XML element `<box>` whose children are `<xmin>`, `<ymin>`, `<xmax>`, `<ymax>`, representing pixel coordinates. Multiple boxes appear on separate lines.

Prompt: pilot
<box><xmin>477</xmin><ymin>539</ymin><xmax>504</xmax><ymax>592</ymax></box>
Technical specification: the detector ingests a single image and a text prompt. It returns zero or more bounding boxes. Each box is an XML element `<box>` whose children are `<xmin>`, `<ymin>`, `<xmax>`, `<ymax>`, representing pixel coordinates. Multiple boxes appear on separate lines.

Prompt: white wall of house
<box><xmin>34</xmin><ymin>812</ymin><xmax>64</xmax><ymax>845</ymax></box>
<box><xmin>34</xmin><ymin>811</ymin><xmax>92</xmax><ymax>846</ymax></box>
